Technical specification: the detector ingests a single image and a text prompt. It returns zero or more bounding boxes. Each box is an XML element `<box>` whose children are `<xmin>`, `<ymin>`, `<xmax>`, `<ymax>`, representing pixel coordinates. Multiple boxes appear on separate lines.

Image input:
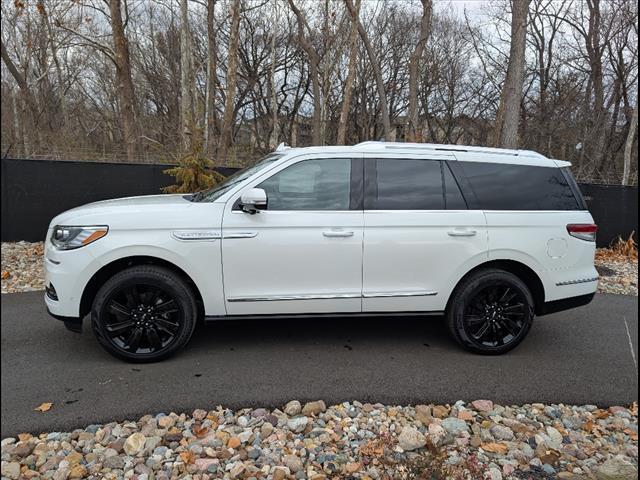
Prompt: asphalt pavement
<box><xmin>1</xmin><ymin>291</ymin><xmax>637</xmax><ymax>437</ymax></box>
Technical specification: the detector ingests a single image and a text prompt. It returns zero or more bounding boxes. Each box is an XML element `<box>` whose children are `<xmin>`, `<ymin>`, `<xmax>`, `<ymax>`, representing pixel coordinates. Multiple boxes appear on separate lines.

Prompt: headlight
<box><xmin>51</xmin><ymin>225</ymin><xmax>108</xmax><ymax>250</ymax></box>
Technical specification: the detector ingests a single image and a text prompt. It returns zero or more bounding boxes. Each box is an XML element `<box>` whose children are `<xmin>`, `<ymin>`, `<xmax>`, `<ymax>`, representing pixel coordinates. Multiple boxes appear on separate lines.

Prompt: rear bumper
<box><xmin>539</xmin><ymin>292</ymin><xmax>596</xmax><ymax>316</ymax></box>
<box><xmin>46</xmin><ymin>305</ymin><xmax>83</xmax><ymax>333</ymax></box>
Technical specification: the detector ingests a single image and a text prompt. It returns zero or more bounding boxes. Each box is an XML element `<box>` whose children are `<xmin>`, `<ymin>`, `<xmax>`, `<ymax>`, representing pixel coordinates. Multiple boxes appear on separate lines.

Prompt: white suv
<box><xmin>45</xmin><ymin>142</ymin><xmax>598</xmax><ymax>361</ymax></box>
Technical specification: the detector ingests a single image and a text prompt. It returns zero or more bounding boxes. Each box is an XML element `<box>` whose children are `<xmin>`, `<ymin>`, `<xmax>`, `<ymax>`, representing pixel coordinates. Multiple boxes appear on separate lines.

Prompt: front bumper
<box><xmin>44</xmin><ymin>235</ymin><xmax>99</xmax><ymax>318</ymax></box>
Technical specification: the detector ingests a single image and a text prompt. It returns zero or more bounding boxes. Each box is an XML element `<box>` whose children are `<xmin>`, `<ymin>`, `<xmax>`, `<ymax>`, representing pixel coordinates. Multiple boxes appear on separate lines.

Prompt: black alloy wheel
<box><xmin>462</xmin><ymin>285</ymin><xmax>528</xmax><ymax>348</ymax></box>
<box><xmin>92</xmin><ymin>265</ymin><xmax>198</xmax><ymax>362</ymax></box>
<box><xmin>103</xmin><ymin>284</ymin><xmax>182</xmax><ymax>354</ymax></box>
<box><xmin>446</xmin><ymin>269</ymin><xmax>535</xmax><ymax>354</ymax></box>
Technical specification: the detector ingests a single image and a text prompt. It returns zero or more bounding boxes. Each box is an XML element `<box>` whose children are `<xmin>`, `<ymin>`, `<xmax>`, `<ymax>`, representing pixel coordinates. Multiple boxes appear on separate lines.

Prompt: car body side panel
<box><xmin>484</xmin><ymin>211</ymin><xmax>598</xmax><ymax>302</ymax></box>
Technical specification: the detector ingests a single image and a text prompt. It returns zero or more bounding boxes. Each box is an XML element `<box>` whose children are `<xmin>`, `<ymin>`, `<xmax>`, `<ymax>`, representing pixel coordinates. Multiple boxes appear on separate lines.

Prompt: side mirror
<box><xmin>240</xmin><ymin>188</ymin><xmax>267</xmax><ymax>214</ymax></box>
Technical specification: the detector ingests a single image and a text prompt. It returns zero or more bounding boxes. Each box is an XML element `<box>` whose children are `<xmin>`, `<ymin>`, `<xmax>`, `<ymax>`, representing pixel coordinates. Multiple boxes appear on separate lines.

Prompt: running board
<box><xmin>204</xmin><ymin>311</ymin><xmax>445</xmax><ymax>322</ymax></box>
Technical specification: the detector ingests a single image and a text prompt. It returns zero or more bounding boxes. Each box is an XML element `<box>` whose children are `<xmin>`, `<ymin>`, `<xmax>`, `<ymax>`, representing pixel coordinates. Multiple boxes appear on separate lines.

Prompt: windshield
<box><xmin>191</xmin><ymin>153</ymin><xmax>284</xmax><ymax>202</ymax></box>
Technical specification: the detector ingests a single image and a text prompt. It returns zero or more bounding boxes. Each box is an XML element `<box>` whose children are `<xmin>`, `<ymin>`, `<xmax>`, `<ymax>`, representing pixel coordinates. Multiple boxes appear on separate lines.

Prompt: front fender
<box><xmin>91</xmin><ymin>231</ymin><xmax>225</xmax><ymax>316</ymax></box>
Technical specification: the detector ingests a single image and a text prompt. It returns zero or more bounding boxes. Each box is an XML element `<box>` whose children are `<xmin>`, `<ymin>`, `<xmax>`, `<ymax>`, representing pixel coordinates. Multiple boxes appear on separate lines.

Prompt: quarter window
<box><xmin>258</xmin><ymin>158</ymin><xmax>352</xmax><ymax>210</ymax></box>
<box><xmin>366</xmin><ymin>159</ymin><xmax>445</xmax><ymax>210</ymax></box>
<box><xmin>460</xmin><ymin>162</ymin><xmax>581</xmax><ymax>210</ymax></box>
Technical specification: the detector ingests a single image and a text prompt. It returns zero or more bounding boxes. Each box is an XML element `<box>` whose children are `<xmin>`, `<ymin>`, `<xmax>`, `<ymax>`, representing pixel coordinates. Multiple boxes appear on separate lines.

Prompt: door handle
<box><xmin>448</xmin><ymin>229</ymin><xmax>477</xmax><ymax>237</ymax></box>
<box><xmin>323</xmin><ymin>230</ymin><xmax>354</xmax><ymax>238</ymax></box>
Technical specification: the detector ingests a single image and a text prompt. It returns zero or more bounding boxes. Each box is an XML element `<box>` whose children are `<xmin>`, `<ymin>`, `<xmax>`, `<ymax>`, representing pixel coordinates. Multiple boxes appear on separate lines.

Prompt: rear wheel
<box><xmin>91</xmin><ymin>265</ymin><xmax>198</xmax><ymax>362</ymax></box>
<box><xmin>446</xmin><ymin>269</ymin><xmax>535</xmax><ymax>355</ymax></box>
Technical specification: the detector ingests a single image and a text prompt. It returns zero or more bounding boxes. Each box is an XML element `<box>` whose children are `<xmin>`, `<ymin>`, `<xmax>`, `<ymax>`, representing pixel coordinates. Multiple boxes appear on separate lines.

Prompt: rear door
<box><xmin>362</xmin><ymin>153</ymin><xmax>488</xmax><ymax>312</ymax></box>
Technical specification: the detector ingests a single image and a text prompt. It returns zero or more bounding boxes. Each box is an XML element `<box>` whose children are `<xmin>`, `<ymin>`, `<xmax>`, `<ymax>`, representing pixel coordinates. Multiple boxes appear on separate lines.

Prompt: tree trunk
<box><xmin>108</xmin><ymin>0</ymin><xmax>138</xmax><ymax>161</ymax></box>
<box><xmin>491</xmin><ymin>0</ymin><xmax>531</xmax><ymax>149</ymax></box>
<box><xmin>217</xmin><ymin>0</ymin><xmax>241</xmax><ymax>161</ymax></box>
<box><xmin>205</xmin><ymin>0</ymin><xmax>218</xmax><ymax>155</ymax></box>
<box><xmin>622</xmin><ymin>102</ymin><xmax>638</xmax><ymax>186</ymax></box>
<box><xmin>180</xmin><ymin>0</ymin><xmax>195</xmax><ymax>151</ymax></box>
<box><xmin>269</xmin><ymin>0</ymin><xmax>279</xmax><ymax>148</ymax></box>
<box><xmin>406</xmin><ymin>0</ymin><xmax>432</xmax><ymax>143</ymax></box>
<box><xmin>344</xmin><ymin>0</ymin><xmax>391</xmax><ymax>140</ymax></box>
<box><xmin>288</xmin><ymin>0</ymin><xmax>322</xmax><ymax>145</ymax></box>
<box><xmin>1</xmin><ymin>40</ymin><xmax>40</xmax><ymax>135</ymax></box>
<box><xmin>337</xmin><ymin>0</ymin><xmax>361</xmax><ymax>145</ymax></box>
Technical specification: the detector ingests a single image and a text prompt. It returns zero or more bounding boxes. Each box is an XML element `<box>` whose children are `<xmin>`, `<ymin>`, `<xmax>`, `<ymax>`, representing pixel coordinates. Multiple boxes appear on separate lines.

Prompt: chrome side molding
<box><xmin>227</xmin><ymin>292</ymin><xmax>362</xmax><ymax>302</ymax></box>
<box><xmin>227</xmin><ymin>290</ymin><xmax>437</xmax><ymax>302</ymax></box>
<box><xmin>224</xmin><ymin>232</ymin><xmax>258</xmax><ymax>239</ymax></box>
<box><xmin>555</xmin><ymin>277</ymin><xmax>599</xmax><ymax>286</ymax></box>
<box><xmin>363</xmin><ymin>290</ymin><xmax>438</xmax><ymax>298</ymax></box>
<box><xmin>172</xmin><ymin>231</ymin><xmax>258</xmax><ymax>241</ymax></box>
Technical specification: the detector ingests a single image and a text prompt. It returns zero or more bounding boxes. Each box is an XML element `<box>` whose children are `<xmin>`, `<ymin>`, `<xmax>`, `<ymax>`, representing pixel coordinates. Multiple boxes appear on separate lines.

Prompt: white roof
<box><xmin>276</xmin><ymin>142</ymin><xmax>569</xmax><ymax>168</ymax></box>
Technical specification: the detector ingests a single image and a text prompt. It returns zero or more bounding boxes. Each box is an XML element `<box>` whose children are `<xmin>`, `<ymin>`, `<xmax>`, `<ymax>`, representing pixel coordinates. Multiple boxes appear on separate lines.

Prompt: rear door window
<box><xmin>365</xmin><ymin>159</ymin><xmax>444</xmax><ymax>210</ymax></box>
<box><xmin>459</xmin><ymin>162</ymin><xmax>582</xmax><ymax>210</ymax></box>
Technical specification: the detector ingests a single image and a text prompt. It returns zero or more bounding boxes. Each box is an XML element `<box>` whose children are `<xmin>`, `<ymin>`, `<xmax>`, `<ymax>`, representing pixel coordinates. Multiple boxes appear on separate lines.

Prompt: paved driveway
<box><xmin>1</xmin><ymin>291</ymin><xmax>637</xmax><ymax>437</ymax></box>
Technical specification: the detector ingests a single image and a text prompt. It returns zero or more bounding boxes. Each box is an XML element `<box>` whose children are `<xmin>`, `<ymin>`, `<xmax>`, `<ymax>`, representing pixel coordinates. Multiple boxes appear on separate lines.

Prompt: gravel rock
<box><xmin>0</xmin><ymin>400</ymin><xmax>636</xmax><ymax>480</ymax></box>
<box><xmin>596</xmin><ymin>457</ymin><xmax>638</xmax><ymax>480</ymax></box>
<box><xmin>284</xmin><ymin>400</ymin><xmax>302</xmax><ymax>416</ymax></box>
<box><xmin>123</xmin><ymin>432</ymin><xmax>147</xmax><ymax>455</ymax></box>
<box><xmin>302</xmin><ymin>400</ymin><xmax>326</xmax><ymax>416</ymax></box>
<box><xmin>397</xmin><ymin>426</ymin><xmax>427</xmax><ymax>451</ymax></box>
<box><xmin>287</xmin><ymin>416</ymin><xmax>308</xmax><ymax>433</ymax></box>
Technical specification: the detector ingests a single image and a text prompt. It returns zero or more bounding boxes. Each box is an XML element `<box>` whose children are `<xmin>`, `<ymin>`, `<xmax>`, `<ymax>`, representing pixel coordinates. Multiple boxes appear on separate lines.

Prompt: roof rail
<box><xmin>352</xmin><ymin>141</ymin><xmax>546</xmax><ymax>159</ymax></box>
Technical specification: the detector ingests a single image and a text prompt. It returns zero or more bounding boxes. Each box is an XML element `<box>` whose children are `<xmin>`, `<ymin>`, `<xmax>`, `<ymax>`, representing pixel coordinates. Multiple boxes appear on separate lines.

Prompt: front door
<box><xmin>362</xmin><ymin>154</ymin><xmax>488</xmax><ymax>312</ymax></box>
<box><xmin>221</xmin><ymin>155</ymin><xmax>364</xmax><ymax>315</ymax></box>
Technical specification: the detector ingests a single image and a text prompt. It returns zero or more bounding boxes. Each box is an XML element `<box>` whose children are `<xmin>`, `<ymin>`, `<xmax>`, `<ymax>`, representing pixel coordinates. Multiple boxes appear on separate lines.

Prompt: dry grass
<box><xmin>595</xmin><ymin>232</ymin><xmax>638</xmax><ymax>262</ymax></box>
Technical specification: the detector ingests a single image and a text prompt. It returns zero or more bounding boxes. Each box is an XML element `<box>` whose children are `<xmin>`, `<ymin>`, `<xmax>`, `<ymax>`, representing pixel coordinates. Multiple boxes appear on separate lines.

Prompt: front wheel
<box><xmin>91</xmin><ymin>265</ymin><xmax>198</xmax><ymax>362</ymax></box>
<box><xmin>446</xmin><ymin>269</ymin><xmax>535</xmax><ymax>355</ymax></box>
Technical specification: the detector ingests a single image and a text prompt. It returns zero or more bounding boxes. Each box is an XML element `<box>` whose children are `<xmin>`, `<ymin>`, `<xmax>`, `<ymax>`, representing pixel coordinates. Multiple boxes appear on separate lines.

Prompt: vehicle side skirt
<box><xmin>204</xmin><ymin>311</ymin><xmax>445</xmax><ymax>322</ymax></box>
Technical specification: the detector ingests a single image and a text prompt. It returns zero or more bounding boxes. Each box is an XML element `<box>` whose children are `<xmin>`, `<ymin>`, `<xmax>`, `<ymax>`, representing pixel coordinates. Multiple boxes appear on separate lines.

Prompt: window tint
<box><xmin>443</xmin><ymin>163</ymin><xmax>467</xmax><ymax>209</ymax></box>
<box><xmin>461</xmin><ymin>162</ymin><xmax>581</xmax><ymax>210</ymax></box>
<box><xmin>258</xmin><ymin>158</ymin><xmax>351</xmax><ymax>210</ymax></box>
<box><xmin>366</xmin><ymin>159</ymin><xmax>444</xmax><ymax>210</ymax></box>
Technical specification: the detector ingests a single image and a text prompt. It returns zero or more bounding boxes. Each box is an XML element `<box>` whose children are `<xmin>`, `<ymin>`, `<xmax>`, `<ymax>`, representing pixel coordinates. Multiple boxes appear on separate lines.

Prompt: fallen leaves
<box><xmin>192</xmin><ymin>423</ymin><xmax>210</xmax><ymax>438</ymax></box>
<box><xmin>1</xmin><ymin>271</ymin><xmax>10</xmax><ymax>279</ymax></box>
<box><xmin>583</xmin><ymin>420</ymin><xmax>607</xmax><ymax>437</ymax></box>
<box><xmin>179</xmin><ymin>450</ymin><xmax>196</xmax><ymax>464</ymax></box>
<box><xmin>359</xmin><ymin>438</ymin><xmax>387</xmax><ymax>457</ymax></box>
<box><xmin>34</xmin><ymin>402</ymin><xmax>53</xmax><ymax>412</ymax></box>
<box><xmin>596</xmin><ymin>234</ymin><xmax>638</xmax><ymax>262</ymax></box>
<box><xmin>480</xmin><ymin>442</ymin><xmax>509</xmax><ymax>455</ymax></box>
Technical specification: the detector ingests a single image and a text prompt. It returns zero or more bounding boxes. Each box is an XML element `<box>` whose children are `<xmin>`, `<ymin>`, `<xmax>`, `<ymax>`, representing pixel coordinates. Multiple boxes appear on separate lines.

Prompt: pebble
<box><xmin>397</xmin><ymin>426</ymin><xmax>427</xmax><ymax>451</ymax></box>
<box><xmin>0</xmin><ymin>400</ymin><xmax>636</xmax><ymax>480</ymax></box>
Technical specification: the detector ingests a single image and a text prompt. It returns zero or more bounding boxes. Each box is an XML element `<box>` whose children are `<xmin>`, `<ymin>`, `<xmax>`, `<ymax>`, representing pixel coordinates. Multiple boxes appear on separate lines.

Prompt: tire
<box><xmin>91</xmin><ymin>265</ymin><xmax>198</xmax><ymax>362</ymax></box>
<box><xmin>446</xmin><ymin>268</ymin><xmax>535</xmax><ymax>355</ymax></box>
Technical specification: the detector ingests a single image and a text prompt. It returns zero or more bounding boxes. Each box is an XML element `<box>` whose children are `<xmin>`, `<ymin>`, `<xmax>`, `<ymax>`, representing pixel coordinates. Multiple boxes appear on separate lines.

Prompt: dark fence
<box><xmin>580</xmin><ymin>183</ymin><xmax>638</xmax><ymax>247</ymax></box>
<box><xmin>1</xmin><ymin>158</ymin><xmax>239</xmax><ymax>242</ymax></box>
<box><xmin>1</xmin><ymin>158</ymin><xmax>637</xmax><ymax>247</ymax></box>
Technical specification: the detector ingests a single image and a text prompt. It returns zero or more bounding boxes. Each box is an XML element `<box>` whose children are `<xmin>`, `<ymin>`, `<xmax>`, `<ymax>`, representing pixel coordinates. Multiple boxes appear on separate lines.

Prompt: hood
<box><xmin>49</xmin><ymin>194</ymin><xmax>223</xmax><ymax>230</ymax></box>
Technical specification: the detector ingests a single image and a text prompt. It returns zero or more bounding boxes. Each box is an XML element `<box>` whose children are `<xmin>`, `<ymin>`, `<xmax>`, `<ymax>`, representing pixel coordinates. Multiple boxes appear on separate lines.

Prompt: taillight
<box><xmin>567</xmin><ymin>223</ymin><xmax>598</xmax><ymax>242</ymax></box>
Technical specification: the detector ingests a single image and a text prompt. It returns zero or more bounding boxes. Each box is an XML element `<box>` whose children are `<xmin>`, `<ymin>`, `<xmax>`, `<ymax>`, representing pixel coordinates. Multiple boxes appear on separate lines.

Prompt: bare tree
<box><xmin>218</xmin><ymin>0</ymin><xmax>241</xmax><ymax>160</ymax></box>
<box><xmin>108</xmin><ymin>0</ymin><xmax>139</xmax><ymax>160</ymax></box>
<box><xmin>337</xmin><ymin>0</ymin><xmax>360</xmax><ymax>145</ymax></box>
<box><xmin>180</xmin><ymin>0</ymin><xmax>195</xmax><ymax>150</ymax></box>
<box><xmin>406</xmin><ymin>0</ymin><xmax>432</xmax><ymax>142</ymax></box>
<box><xmin>344</xmin><ymin>0</ymin><xmax>391</xmax><ymax>140</ymax></box>
<box><xmin>491</xmin><ymin>0</ymin><xmax>531</xmax><ymax>148</ymax></box>
<box><xmin>288</xmin><ymin>0</ymin><xmax>322</xmax><ymax>145</ymax></box>
<box><xmin>204</xmin><ymin>0</ymin><xmax>219</xmax><ymax>155</ymax></box>
<box><xmin>623</xmin><ymin>102</ymin><xmax>638</xmax><ymax>185</ymax></box>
